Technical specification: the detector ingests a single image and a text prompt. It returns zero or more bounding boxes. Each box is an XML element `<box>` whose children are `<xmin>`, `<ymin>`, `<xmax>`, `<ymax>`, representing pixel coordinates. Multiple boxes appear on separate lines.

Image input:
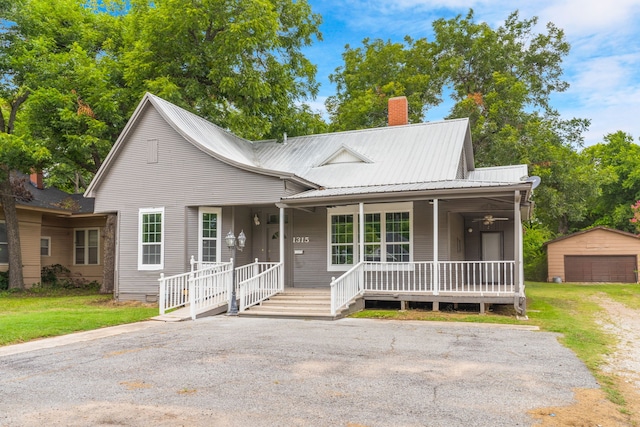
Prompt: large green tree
<box><xmin>327</xmin><ymin>9</ymin><xmax>596</xmax><ymax>236</ymax></box>
<box><xmin>120</xmin><ymin>0</ymin><xmax>324</xmax><ymax>140</ymax></box>
<box><xmin>327</xmin><ymin>37</ymin><xmax>442</xmax><ymax>131</ymax></box>
<box><xmin>581</xmin><ymin>131</ymin><xmax>640</xmax><ymax>232</ymax></box>
<box><xmin>0</xmin><ymin>0</ymin><xmax>50</xmax><ymax>288</ymax></box>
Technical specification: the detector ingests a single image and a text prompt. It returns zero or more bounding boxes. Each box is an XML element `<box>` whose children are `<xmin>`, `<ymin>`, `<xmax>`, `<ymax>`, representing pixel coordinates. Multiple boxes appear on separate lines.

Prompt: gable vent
<box><xmin>317</xmin><ymin>145</ymin><xmax>372</xmax><ymax>167</ymax></box>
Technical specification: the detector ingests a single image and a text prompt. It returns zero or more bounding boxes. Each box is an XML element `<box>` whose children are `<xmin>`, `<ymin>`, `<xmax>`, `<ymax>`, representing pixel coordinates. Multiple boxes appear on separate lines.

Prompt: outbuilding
<box><xmin>545</xmin><ymin>226</ymin><xmax>640</xmax><ymax>283</ymax></box>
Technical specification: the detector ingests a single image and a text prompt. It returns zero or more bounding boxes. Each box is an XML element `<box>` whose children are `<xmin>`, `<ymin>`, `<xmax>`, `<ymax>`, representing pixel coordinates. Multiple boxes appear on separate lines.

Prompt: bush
<box><xmin>523</xmin><ymin>222</ymin><xmax>553</xmax><ymax>282</ymax></box>
<box><xmin>40</xmin><ymin>264</ymin><xmax>99</xmax><ymax>291</ymax></box>
<box><xmin>0</xmin><ymin>270</ymin><xmax>8</xmax><ymax>291</ymax></box>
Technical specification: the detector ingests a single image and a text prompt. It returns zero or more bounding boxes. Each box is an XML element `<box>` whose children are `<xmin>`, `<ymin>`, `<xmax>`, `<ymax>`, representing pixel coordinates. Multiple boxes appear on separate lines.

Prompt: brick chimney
<box><xmin>30</xmin><ymin>170</ymin><xmax>44</xmax><ymax>190</ymax></box>
<box><xmin>388</xmin><ymin>96</ymin><xmax>408</xmax><ymax>126</ymax></box>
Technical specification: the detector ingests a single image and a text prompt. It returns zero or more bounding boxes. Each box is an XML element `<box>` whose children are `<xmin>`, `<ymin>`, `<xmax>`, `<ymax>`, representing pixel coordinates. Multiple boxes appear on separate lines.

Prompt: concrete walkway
<box><xmin>0</xmin><ymin>317</ymin><xmax>596</xmax><ymax>427</ymax></box>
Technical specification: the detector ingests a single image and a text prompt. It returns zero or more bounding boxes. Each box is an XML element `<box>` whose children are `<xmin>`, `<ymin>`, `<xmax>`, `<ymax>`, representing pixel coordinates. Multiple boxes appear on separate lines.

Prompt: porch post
<box><xmin>433</xmin><ymin>198</ymin><xmax>439</xmax><ymax>295</ymax></box>
<box><xmin>280</xmin><ymin>208</ymin><xmax>285</xmax><ymax>289</ymax></box>
<box><xmin>513</xmin><ymin>191</ymin><xmax>522</xmax><ymax>293</ymax></box>
<box><xmin>514</xmin><ymin>191</ymin><xmax>526</xmax><ymax>315</ymax></box>
<box><xmin>359</xmin><ymin>202</ymin><xmax>365</xmax><ymax>263</ymax></box>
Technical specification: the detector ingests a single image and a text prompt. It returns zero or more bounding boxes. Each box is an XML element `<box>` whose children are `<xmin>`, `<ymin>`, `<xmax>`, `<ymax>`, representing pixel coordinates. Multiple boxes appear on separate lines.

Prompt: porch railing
<box><xmin>188</xmin><ymin>262</ymin><xmax>233</xmax><ymax>320</ymax></box>
<box><xmin>330</xmin><ymin>261</ymin><xmax>365</xmax><ymax>316</ymax></box>
<box><xmin>158</xmin><ymin>260</ymin><xmax>232</xmax><ymax>316</ymax></box>
<box><xmin>439</xmin><ymin>261</ymin><xmax>514</xmax><ymax>294</ymax></box>
<box><xmin>239</xmin><ymin>262</ymin><xmax>283</xmax><ymax>312</ymax></box>
<box><xmin>330</xmin><ymin>260</ymin><xmax>516</xmax><ymax>314</ymax></box>
<box><xmin>363</xmin><ymin>261</ymin><xmax>435</xmax><ymax>293</ymax></box>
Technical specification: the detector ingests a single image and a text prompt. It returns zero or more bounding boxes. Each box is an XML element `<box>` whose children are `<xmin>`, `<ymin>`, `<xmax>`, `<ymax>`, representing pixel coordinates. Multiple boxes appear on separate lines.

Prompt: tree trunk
<box><xmin>0</xmin><ymin>174</ymin><xmax>25</xmax><ymax>290</ymax></box>
<box><xmin>100</xmin><ymin>213</ymin><xmax>116</xmax><ymax>294</ymax></box>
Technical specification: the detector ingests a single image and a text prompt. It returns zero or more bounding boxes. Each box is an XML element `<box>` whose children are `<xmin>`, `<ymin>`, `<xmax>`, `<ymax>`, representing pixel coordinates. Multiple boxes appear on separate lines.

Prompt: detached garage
<box><xmin>545</xmin><ymin>226</ymin><xmax>639</xmax><ymax>283</ymax></box>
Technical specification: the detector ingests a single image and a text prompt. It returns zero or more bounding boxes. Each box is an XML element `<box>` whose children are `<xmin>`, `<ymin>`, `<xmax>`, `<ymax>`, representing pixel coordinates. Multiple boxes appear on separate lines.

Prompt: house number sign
<box><xmin>292</xmin><ymin>237</ymin><xmax>310</xmax><ymax>243</ymax></box>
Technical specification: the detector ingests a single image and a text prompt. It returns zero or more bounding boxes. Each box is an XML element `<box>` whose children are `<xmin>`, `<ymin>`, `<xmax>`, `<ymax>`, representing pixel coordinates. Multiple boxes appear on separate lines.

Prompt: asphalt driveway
<box><xmin>0</xmin><ymin>317</ymin><xmax>598</xmax><ymax>427</ymax></box>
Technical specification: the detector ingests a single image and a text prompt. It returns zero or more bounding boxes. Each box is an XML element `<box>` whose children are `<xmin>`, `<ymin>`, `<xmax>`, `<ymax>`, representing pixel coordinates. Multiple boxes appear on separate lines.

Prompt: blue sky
<box><xmin>303</xmin><ymin>0</ymin><xmax>640</xmax><ymax>147</ymax></box>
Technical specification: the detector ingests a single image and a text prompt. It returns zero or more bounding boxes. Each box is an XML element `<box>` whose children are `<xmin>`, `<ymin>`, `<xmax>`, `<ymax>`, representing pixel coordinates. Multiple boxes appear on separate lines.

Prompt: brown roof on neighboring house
<box><xmin>544</xmin><ymin>226</ymin><xmax>639</xmax><ymax>246</ymax></box>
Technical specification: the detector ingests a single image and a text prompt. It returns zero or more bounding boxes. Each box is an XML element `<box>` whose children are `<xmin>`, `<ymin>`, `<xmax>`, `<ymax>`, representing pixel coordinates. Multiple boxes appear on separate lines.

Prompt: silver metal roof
<box><xmin>254</xmin><ymin>119</ymin><xmax>472</xmax><ymax>188</ymax></box>
<box><xmin>87</xmin><ymin>93</ymin><xmax>531</xmax><ymax>200</ymax></box>
<box><xmin>282</xmin><ymin>180</ymin><xmax>526</xmax><ymax>201</ymax></box>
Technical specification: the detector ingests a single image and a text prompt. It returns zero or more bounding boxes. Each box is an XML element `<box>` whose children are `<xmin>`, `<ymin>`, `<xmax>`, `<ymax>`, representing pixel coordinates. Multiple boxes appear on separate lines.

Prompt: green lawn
<box><xmin>0</xmin><ymin>291</ymin><xmax>158</xmax><ymax>346</ymax></box>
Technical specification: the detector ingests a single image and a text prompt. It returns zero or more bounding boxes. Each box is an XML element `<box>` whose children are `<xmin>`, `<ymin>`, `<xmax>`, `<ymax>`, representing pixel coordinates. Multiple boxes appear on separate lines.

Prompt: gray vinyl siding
<box><xmin>93</xmin><ymin>104</ymin><xmax>292</xmax><ymax>301</ymax></box>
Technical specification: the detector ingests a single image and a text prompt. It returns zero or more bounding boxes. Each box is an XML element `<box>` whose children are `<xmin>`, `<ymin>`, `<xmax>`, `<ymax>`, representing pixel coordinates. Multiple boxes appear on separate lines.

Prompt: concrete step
<box><xmin>238</xmin><ymin>288</ymin><xmax>362</xmax><ymax>320</ymax></box>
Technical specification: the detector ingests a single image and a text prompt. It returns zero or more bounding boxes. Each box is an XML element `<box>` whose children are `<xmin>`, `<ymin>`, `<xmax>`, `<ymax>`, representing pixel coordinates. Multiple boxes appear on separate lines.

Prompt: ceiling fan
<box><xmin>472</xmin><ymin>214</ymin><xmax>509</xmax><ymax>225</ymax></box>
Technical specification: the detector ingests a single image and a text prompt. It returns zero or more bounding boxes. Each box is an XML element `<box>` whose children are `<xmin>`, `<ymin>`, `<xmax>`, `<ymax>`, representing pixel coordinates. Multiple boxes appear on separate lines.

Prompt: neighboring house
<box><xmin>545</xmin><ymin>226</ymin><xmax>640</xmax><ymax>283</ymax></box>
<box><xmin>85</xmin><ymin>93</ymin><xmax>535</xmax><ymax>315</ymax></box>
<box><xmin>0</xmin><ymin>172</ymin><xmax>106</xmax><ymax>286</ymax></box>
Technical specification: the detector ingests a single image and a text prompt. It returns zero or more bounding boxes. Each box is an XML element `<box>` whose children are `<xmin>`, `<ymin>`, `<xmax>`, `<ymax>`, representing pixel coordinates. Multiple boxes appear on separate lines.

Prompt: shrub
<box><xmin>40</xmin><ymin>264</ymin><xmax>99</xmax><ymax>291</ymax></box>
<box><xmin>523</xmin><ymin>222</ymin><xmax>553</xmax><ymax>282</ymax></box>
<box><xmin>0</xmin><ymin>270</ymin><xmax>8</xmax><ymax>291</ymax></box>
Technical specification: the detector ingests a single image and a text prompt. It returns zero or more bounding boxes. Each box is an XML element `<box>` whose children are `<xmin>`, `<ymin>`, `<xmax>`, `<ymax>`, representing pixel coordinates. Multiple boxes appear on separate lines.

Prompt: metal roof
<box><xmin>254</xmin><ymin>119</ymin><xmax>472</xmax><ymax>188</ymax></box>
<box><xmin>468</xmin><ymin>165</ymin><xmax>528</xmax><ymax>182</ymax></box>
<box><xmin>87</xmin><ymin>93</ymin><xmax>531</xmax><ymax>200</ymax></box>
<box><xmin>282</xmin><ymin>180</ymin><xmax>527</xmax><ymax>201</ymax></box>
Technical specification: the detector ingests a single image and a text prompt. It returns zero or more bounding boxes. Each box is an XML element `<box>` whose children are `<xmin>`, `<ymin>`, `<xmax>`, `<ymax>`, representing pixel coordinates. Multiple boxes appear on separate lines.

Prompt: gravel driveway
<box><xmin>0</xmin><ymin>317</ymin><xmax>598</xmax><ymax>427</ymax></box>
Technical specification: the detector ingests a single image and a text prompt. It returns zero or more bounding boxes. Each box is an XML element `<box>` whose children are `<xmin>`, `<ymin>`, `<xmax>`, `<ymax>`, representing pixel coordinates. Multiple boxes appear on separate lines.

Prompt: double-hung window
<box><xmin>199</xmin><ymin>207</ymin><xmax>221</xmax><ymax>263</ymax></box>
<box><xmin>328</xmin><ymin>203</ymin><xmax>412</xmax><ymax>270</ymax></box>
<box><xmin>75</xmin><ymin>229</ymin><xmax>99</xmax><ymax>265</ymax></box>
<box><xmin>0</xmin><ymin>222</ymin><xmax>7</xmax><ymax>264</ymax></box>
<box><xmin>139</xmin><ymin>207</ymin><xmax>164</xmax><ymax>270</ymax></box>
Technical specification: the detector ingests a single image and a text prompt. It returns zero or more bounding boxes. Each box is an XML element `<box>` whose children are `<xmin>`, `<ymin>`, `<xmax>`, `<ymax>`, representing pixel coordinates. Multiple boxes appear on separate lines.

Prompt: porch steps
<box><xmin>239</xmin><ymin>288</ymin><xmax>363</xmax><ymax>320</ymax></box>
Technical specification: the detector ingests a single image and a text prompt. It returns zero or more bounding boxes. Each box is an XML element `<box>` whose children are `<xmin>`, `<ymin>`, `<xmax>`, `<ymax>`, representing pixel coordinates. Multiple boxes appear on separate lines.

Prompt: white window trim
<box><xmin>41</xmin><ymin>236</ymin><xmax>51</xmax><ymax>257</ymax></box>
<box><xmin>138</xmin><ymin>207</ymin><xmax>165</xmax><ymax>271</ymax></box>
<box><xmin>74</xmin><ymin>228</ymin><xmax>100</xmax><ymax>265</ymax></box>
<box><xmin>198</xmin><ymin>207</ymin><xmax>222</xmax><ymax>264</ymax></box>
<box><xmin>327</xmin><ymin>202</ymin><xmax>413</xmax><ymax>271</ymax></box>
<box><xmin>0</xmin><ymin>220</ymin><xmax>7</xmax><ymax>265</ymax></box>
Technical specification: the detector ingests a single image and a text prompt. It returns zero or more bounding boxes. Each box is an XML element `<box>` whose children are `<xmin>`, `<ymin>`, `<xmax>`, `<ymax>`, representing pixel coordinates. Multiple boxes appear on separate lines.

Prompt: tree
<box><xmin>327</xmin><ymin>37</ymin><xmax>442</xmax><ymax>131</ymax></box>
<box><xmin>581</xmin><ymin>131</ymin><xmax>640</xmax><ymax>232</ymax></box>
<box><xmin>120</xmin><ymin>0</ymin><xmax>324</xmax><ymax>140</ymax></box>
<box><xmin>0</xmin><ymin>0</ymin><xmax>51</xmax><ymax>289</ymax></box>
<box><xmin>327</xmin><ymin>9</ymin><xmax>592</xmax><ymax>235</ymax></box>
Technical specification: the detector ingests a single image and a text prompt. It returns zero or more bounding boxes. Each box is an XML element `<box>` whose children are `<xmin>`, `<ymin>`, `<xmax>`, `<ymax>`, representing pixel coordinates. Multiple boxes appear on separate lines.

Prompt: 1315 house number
<box><xmin>292</xmin><ymin>237</ymin><xmax>310</xmax><ymax>243</ymax></box>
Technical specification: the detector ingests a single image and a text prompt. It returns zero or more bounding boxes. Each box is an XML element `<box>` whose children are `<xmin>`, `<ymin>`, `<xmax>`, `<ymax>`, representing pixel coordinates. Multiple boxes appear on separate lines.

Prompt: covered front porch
<box><xmin>157</xmin><ymin>189</ymin><xmax>528</xmax><ymax>320</ymax></box>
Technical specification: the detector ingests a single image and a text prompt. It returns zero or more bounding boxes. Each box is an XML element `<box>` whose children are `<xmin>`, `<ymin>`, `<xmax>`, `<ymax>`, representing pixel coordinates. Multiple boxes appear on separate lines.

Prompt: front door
<box><xmin>481</xmin><ymin>232</ymin><xmax>503</xmax><ymax>283</ymax></box>
<box><xmin>266</xmin><ymin>225</ymin><xmax>281</xmax><ymax>262</ymax></box>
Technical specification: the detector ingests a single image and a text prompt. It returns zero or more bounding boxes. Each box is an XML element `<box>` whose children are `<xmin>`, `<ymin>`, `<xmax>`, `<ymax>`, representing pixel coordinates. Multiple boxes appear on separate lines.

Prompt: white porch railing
<box><xmin>330</xmin><ymin>261</ymin><xmax>365</xmax><ymax>316</ymax></box>
<box><xmin>330</xmin><ymin>260</ymin><xmax>516</xmax><ymax>314</ymax></box>
<box><xmin>439</xmin><ymin>261</ymin><xmax>515</xmax><ymax>294</ymax></box>
<box><xmin>188</xmin><ymin>262</ymin><xmax>233</xmax><ymax>320</ymax></box>
<box><xmin>364</xmin><ymin>261</ymin><xmax>435</xmax><ymax>292</ymax></box>
<box><xmin>239</xmin><ymin>262</ymin><xmax>283</xmax><ymax>312</ymax></box>
<box><xmin>158</xmin><ymin>258</ymin><xmax>232</xmax><ymax>316</ymax></box>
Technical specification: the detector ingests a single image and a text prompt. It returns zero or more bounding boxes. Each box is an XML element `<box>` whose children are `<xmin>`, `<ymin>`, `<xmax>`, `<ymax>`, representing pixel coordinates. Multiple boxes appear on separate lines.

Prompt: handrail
<box><xmin>188</xmin><ymin>262</ymin><xmax>233</xmax><ymax>320</ymax></box>
<box><xmin>330</xmin><ymin>261</ymin><xmax>365</xmax><ymax>316</ymax></box>
<box><xmin>239</xmin><ymin>262</ymin><xmax>283</xmax><ymax>311</ymax></box>
<box><xmin>158</xmin><ymin>261</ymin><xmax>231</xmax><ymax>315</ymax></box>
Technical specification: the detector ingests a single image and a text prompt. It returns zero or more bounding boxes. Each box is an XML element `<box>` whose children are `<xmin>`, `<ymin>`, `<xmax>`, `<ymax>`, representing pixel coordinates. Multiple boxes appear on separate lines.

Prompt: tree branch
<box><xmin>7</xmin><ymin>90</ymin><xmax>30</xmax><ymax>135</ymax></box>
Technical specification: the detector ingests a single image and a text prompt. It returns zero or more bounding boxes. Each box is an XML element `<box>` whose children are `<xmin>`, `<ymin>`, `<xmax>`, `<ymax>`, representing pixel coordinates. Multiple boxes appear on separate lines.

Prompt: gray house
<box><xmin>86</xmin><ymin>94</ymin><xmax>534</xmax><ymax>318</ymax></box>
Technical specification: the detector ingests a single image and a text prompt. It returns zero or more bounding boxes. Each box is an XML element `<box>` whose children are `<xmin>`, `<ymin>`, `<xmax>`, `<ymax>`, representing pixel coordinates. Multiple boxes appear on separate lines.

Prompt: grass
<box><xmin>0</xmin><ymin>288</ymin><xmax>158</xmax><ymax>346</ymax></box>
<box><xmin>352</xmin><ymin>281</ymin><xmax>640</xmax><ymax>411</ymax></box>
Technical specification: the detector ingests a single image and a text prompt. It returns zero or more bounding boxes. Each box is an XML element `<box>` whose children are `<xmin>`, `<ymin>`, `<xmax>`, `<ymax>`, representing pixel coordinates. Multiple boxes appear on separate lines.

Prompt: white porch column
<box><xmin>279</xmin><ymin>207</ymin><xmax>285</xmax><ymax>288</ymax></box>
<box><xmin>433</xmin><ymin>198</ymin><xmax>439</xmax><ymax>295</ymax></box>
<box><xmin>359</xmin><ymin>202</ymin><xmax>365</xmax><ymax>263</ymax></box>
<box><xmin>514</xmin><ymin>191</ymin><xmax>523</xmax><ymax>294</ymax></box>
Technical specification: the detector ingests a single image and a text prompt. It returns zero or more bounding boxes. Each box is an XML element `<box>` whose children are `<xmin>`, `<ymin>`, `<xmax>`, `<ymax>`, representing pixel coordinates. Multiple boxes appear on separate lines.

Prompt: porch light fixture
<box><xmin>467</xmin><ymin>227</ymin><xmax>473</xmax><ymax>233</ymax></box>
<box><xmin>226</xmin><ymin>230</ymin><xmax>246</xmax><ymax>316</ymax></box>
<box><xmin>253</xmin><ymin>213</ymin><xmax>261</xmax><ymax>226</ymax></box>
